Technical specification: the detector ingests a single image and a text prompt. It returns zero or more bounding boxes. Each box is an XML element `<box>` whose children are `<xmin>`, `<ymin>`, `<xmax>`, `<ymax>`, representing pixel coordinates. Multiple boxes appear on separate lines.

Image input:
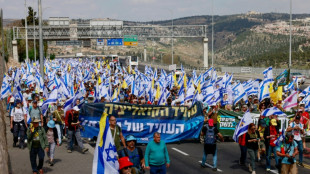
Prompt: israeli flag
<box><xmin>233</xmin><ymin>111</ymin><xmax>253</xmax><ymax>142</ymax></box>
<box><xmin>263</xmin><ymin>66</ymin><xmax>273</xmax><ymax>83</ymax></box>
<box><xmin>258</xmin><ymin>80</ymin><xmax>270</xmax><ymax>102</ymax></box>
<box><xmin>274</xmin><ymin>127</ymin><xmax>285</xmax><ymax>146</ymax></box>
<box><xmin>232</xmin><ymin>83</ymin><xmax>247</xmax><ymax>105</ymax></box>
<box><xmin>41</xmin><ymin>87</ymin><xmax>58</xmax><ymax>116</ymax></box>
<box><xmin>92</xmin><ymin>112</ymin><xmax>119</xmax><ymax>174</ymax></box>
<box><xmin>261</xmin><ymin>107</ymin><xmax>287</xmax><ymax>117</ymax></box>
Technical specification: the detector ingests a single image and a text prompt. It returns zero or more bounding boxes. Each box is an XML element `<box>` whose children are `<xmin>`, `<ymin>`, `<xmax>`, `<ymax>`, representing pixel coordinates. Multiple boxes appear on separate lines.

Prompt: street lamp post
<box><xmin>289</xmin><ymin>0</ymin><xmax>292</xmax><ymax>68</ymax></box>
<box><xmin>33</xmin><ymin>7</ymin><xmax>36</xmax><ymax>61</ymax></box>
<box><xmin>25</xmin><ymin>0</ymin><xmax>29</xmax><ymax>62</ymax></box>
<box><xmin>211</xmin><ymin>0</ymin><xmax>214</xmax><ymax>68</ymax></box>
<box><xmin>38</xmin><ymin>0</ymin><xmax>44</xmax><ymax>78</ymax></box>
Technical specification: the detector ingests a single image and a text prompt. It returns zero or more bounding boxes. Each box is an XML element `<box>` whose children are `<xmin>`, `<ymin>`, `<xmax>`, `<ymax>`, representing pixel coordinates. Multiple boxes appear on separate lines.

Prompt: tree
<box><xmin>21</xmin><ymin>6</ymin><xmax>39</xmax><ymax>27</ymax></box>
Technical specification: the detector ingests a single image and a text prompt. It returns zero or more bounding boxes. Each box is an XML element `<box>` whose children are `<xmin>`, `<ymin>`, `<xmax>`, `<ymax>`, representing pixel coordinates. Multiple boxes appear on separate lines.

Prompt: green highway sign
<box><xmin>124</xmin><ymin>35</ymin><xmax>138</xmax><ymax>42</ymax></box>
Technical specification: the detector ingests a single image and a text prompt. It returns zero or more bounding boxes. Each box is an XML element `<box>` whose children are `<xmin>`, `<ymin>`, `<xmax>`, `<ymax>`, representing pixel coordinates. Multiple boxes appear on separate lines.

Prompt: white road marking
<box><xmin>270</xmin><ymin>169</ymin><xmax>279</xmax><ymax>174</ymax></box>
<box><xmin>83</xmin><ymin>143</ymin><xmax>95</xmax><ymax>155</ymax></box>
<box><xmin>171</xmin><ymin>147</ymin><xmax>189</xmax><ymax>156</ymax></box>
<box><xmin>199</xmin><ymin>161</ymin><xmax>223</xmax><ymax>172</ymax></box>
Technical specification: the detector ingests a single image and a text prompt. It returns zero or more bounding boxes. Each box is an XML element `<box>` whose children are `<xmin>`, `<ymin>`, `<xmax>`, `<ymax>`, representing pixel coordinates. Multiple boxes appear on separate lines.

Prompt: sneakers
<box><xmin>212</xmin><ymin>168</ymin><xmax>217</xmax><ymax>171</ymax></box>
<box><xmin>252</xmin><ymin>171</ymin><xmax>256</xmax><ymax>174</ymax></box>
<box><xmin>39</xmin><ymin>169</ymin><xmax>44</xmax><ymax>174</ymax></box>
<box><xmin>248</xmin><ymin>164</ymin><xmax>253</xmax><ymax>172</ymax></box>
<box><xmin>200</xmin><ymin>164</ymin><xmax>207</xmax><ymax>168</ymax></box>
<box><xmin>67</xmin><ymin>149</ymin><xmax>72</xmax><ymax>153</ymax></box>
<box><xmin>266</xmin><ymin>168</ymin><xmax>270</xmax><ymax>172</ymax></box>
<box><xmin>50</xmin><ymin>161</ymin><xmax>54</xmax><ymax>166</ymax></box>
<box><xmin>82</xmin><ymin>148</ymin><xmax>89</xmax><ymax>153</ymax></box>
<box><xmin>297</xmin><ymin>162</ymin><xmax>304</xmax><ymax>168</ymax></box>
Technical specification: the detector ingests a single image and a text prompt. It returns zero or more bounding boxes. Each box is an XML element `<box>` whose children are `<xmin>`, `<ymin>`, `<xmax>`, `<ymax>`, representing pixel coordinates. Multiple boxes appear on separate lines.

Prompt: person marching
<box><xmin>52</xmin><ymin>103</ymin><xmax>65</xmax><ymax>145</ymax></box>
<box><xmin>286</xmin><ymin>115</ymin><xmax>304</xmax><ymax>167</ymax></box>
<box><xmin>27</xmin><ymin>118</ymin><xmax>49</xmax><ymax>174</ymax></box>
<box><xmin>276</xmin><ymin>132</ymin><xmax>298</xmax><ymax>174</ymax></box>
<box><xmin>264</xmin><ymin>118</ymin><xmax>280</xmax><ymax>171</ymax></box>
<box><xmin>246</xmin><ymin>123</ymin><xmax>260</xmax><ymax>174</ymax></box>
<box><xmin>200</xmin><ymin>118</ymin><xmax>224</xmax><ymax>171</ymax></box>
<box><xmin>46</xmin><ymin>120</ymin><xmax>59</xmax><ymax>166</ymax></box>
<box><xmin>10</xmin><ymin>99</ymin><xmax>27</xmax><ymax>148</ymax></box>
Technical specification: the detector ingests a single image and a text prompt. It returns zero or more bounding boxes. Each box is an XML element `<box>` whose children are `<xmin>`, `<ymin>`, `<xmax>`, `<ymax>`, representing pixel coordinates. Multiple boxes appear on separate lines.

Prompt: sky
<box><xmin>0</xmin><ymin>0</ymin><xmax>309</xmax><ymax>21</ymax></box>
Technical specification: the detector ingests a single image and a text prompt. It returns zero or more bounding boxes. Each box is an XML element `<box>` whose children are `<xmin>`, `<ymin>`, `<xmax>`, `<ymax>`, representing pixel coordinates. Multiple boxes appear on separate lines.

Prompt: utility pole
<box><xmin>38</xmin><ymin>0</ymin><xmax>44</xmax><ymax>78</ymax></box>
<box><xmin>33</xmin><ymin>7</ymin><xmax>36</xmax><ymax>61</ymax></box>
<box><xmin>25</xmin><ymin>0</ymin><xmax>29</xmax><ymax>62</ymax></box>
<box><xmin>211</xmin><ymin>0</ymin><xmax>214</xmax><ymax>67</ymax></box>
<box><xmin>1</xmin><ymin>9</ymin><xmax>5</xmax><ymax>72</ymax></box>
<box><xmin>289</xmin><ymin>0</ymin><xmax>292</xmax><ymax>68</ymax></box>
<box><xmin>171</xmin><ymin>10</ymin><xmax>174</xmax><ymax>65</ymax></box>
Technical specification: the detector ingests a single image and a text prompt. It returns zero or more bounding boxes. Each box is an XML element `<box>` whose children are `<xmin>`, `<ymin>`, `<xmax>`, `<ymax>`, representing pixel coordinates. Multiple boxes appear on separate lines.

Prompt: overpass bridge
<box><xmin>12</xmin><ymin>23</ymin><xmax>209</xmax><ymax>67</ymax></box>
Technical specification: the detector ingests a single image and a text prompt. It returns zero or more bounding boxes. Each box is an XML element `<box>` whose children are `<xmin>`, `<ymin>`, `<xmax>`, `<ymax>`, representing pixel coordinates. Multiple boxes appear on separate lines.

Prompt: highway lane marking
<box><xmin>171</xmin><ymin>147</ymin><xmax>189</xmax><ymax>156</ymax></box>
<box><xmin>269</xmin><ymin>169</ymin><xmax>278</xmax><ymax>174</ymax></box>
<box><xmin>198</xmin><ymin>161</ymin><xmax>223</xmax><ymax>172</ymax></box>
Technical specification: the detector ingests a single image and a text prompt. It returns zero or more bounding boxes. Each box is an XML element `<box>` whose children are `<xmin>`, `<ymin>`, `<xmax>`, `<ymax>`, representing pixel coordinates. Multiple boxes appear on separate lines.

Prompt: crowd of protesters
<box><xmin>1</xmin><ymin>58</ymin><xmax>310</xmax><ymax>174</ymax></box>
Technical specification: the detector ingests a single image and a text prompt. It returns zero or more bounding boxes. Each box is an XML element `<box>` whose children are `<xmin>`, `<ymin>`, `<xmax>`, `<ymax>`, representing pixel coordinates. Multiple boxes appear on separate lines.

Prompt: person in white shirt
<box><xmin>10</xmin><ymin>99</ymin><xmax>28</xmax><ymax>149</ymax></box>
<box><xmin>286</xmin><ymin>115</ymin><xmax>304</xmax><ymax>167</ymax></box>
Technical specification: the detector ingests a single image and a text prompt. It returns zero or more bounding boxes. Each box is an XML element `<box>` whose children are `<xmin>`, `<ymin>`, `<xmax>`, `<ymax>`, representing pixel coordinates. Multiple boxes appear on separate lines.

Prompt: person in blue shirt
<box><xmin>276</xmin><ymin>132</ymin><xmax>298</xmax><ymax>174</ymax></box>
<box><xmin>118</xmin><ymin>135</ymin><xmax>145</xmax><ymax>174</ymax></box>
<box><xmin>145</xmin><ymin>132</ymin><xmax>170</xmax><ymax>174</ymax></box>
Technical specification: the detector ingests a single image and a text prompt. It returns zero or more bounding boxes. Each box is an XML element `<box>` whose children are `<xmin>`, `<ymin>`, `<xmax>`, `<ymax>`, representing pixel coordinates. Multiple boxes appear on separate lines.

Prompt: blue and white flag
<box><xmin>41</xmin><ymin>87</ymin><xmax>58</xmax><ymax>116</ymax></box>
<box><xmin>232</xmin><ymin>83</ymin><xmax>247</xmax><ymax>105</ymax></box>
<box><xmin>233</xmin><ymin>111</ymin><xmax>253</xmax><ymax>142</ymax></box>
<box><xmin>259</xmin><ymin>80</ymin><xmax>270</xmax><ymax>102</ymax></box>
<box><xmin>92</xmin><ymin>112</ymin><xmax>119</xmax><ymax>174</ymax></box>
<box><xmin>274</xmin><ymin>127</ymin><xmax>285</xmax><ymax>146</ymax></box>
<box><xmin>263</xmin><ymin>66</ymin><xmax>273</xmax><ymax>83</ymax></box>
<box><xmin>261</xmin><ymin>106</ymin><xmax>287</xmax><ymax>117</ymax></box>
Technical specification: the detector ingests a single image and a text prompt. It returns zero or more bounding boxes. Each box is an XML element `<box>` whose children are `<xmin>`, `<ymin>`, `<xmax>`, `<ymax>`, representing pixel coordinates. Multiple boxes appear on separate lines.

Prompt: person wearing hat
<box><xmin>264</xmin><ymin>118</ymin><xmax>280</xmax><ymax>171</ymax></box>
<box><xmin>257</xmin><ymin>115</ymin><xmax>267</xmax><ymax>162</ymax></box>
<box><xmin>286</xmin><ymin>114</ymin><xmax>305</xmax><ymax>167</ymax></box>
<box><xmin>46</xmin><ymin>120</ymin><xmax>59</xmax><ymax>166</ymax></box>
<box><xmin>10</xmin><ymin>99</ymin><xmax>27</xmax><ymax>148</ymax></box>
<box><xmin>200</xmin><ymin>118</ymin><xmax>224</xmax><ymax>171</ymax></box>
<box><xmin>119</xmin><ymin>156</ymin><xmax>136</xmax><ymax>174</ymax></box>
<box><xmin>118</xmin><ymin>135</ymin><xmax>145</xmax><ymax>174</ymax></box>
<box><xmin>276</xmin><ymin>132</ymin><xmax>298</xmax><ymax>174</ymax></box>
<box><xmin>29</xmin><ymin>100</ymin><xmax>44</xmax><ymax>126</ymax></box>
<box><xmin>27</xmin><ymin>118</ymin><xmax>49</xmax><ymax>174</ymax></box>
<box><xmin>52</xmin><ymin>103</ymin><xmax>65</xmax><ymax>145</ymax></box>
<box><xmin>65</xmin><ymin>106</ymin><xmax>88</xmax><ymax>153</ymax></box>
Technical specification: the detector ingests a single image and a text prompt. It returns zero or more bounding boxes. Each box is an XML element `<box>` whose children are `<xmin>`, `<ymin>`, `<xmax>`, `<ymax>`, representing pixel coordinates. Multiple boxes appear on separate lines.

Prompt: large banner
<box><xmin>79</xmin><ymin>102</ymin><xmax>204</xmax><ymax>143</ymax></box>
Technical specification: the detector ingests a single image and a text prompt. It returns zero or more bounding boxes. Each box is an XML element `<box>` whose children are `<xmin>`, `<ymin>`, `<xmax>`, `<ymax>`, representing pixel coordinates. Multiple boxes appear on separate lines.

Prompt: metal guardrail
<box><xmin>221</xmin><ymin>66</ymin><xmax>310</xmax><ymax>78</ymax></box>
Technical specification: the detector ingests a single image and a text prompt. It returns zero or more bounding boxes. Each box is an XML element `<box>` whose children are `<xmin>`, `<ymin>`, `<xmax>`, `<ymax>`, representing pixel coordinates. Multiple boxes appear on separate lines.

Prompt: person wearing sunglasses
<box><xmin>118</xmin><ymin>135</ymin><xmax>145</xmax><ymax>174</ymax></box>
<box><xmin>119</xmin><ymin>156</ymin><xmax>136</xmax><ymax>174</ymax></box>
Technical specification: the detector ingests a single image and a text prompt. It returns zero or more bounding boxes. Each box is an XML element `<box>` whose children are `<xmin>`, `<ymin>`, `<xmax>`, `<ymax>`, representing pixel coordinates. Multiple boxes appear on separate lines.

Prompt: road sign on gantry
<box><xmin>97</xmin><ymin>38</ymin><xmax>104</xmax><ymax>46</ymax></box>
<box><xmin>124</xmin><ymin>35</ymin><xmax>138</xmax><ymax>42</ymax></box>
<box><xmin>107</xmin><ymin>38</ymin><xmax>123</xmax><ymax>46</ymax></box>
<box><xmin>124</xmin><ymin>42</ymin><xmax>138</xmax><ymax>46</ymax></box>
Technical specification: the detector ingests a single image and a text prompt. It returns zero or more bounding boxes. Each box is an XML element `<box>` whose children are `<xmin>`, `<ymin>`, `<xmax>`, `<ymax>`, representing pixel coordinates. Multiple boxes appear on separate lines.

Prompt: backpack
<box><xmin>204</xmin><ymin>125</ymin><xmax>216</xmax><ymax>145</ymax></box>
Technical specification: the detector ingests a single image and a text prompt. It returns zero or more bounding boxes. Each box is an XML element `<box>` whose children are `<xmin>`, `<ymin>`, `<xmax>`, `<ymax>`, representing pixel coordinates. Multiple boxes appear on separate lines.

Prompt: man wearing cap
<box><xmin>200</xmin><ymin>118</ymin><xmax>224</xmax><ymax>171</ymax></box>
<box><xmin>52</xmin><ymin>103</ymin><xmax>65</xmax><ymax>145</ymax></box>
<box><xmin>10</xmin><ymin>99</ymin><xmax>27</xmax><ymax>148</ymax></box>
<box><xmin>27</xmin><ymin>118</ymin><xmax>49</xmax><ymax>174</ymax></box>
<box><xmin>119</xmin><ymin>156</ymin><xmax>136</xmax><ymax>174</ymax></box>
<box><xmin>29</xmin><ymin>100</ymin><xmax>44</xmax><ymax>126</ymax></box>
<box><xmin>264</xmin><ymin>118</ymin><xmax>280</xmax><ymax>171</ymax></box>
<box><xmin>276</xmin><ymin>132</ymin><xmax>298</xmax><ymax>174</ymax></box>
<box><xmin>65</xmin><ymin>106</ymin><xmax>88</xmax><ymax>153</ymax></box>
<box><xmin>286</xmin><ymin>114</ymin><xmax>304</xmax><ymax>167</ymax></box>
<box><xmin>145</xmin><ymin>132</ymin><xmax>170</xmax><ymax>173</ymax></box>
<box><xmin>119</xmin><ymin>135</ymin><xmax>145</xmax><ymax>173</ymax></box>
